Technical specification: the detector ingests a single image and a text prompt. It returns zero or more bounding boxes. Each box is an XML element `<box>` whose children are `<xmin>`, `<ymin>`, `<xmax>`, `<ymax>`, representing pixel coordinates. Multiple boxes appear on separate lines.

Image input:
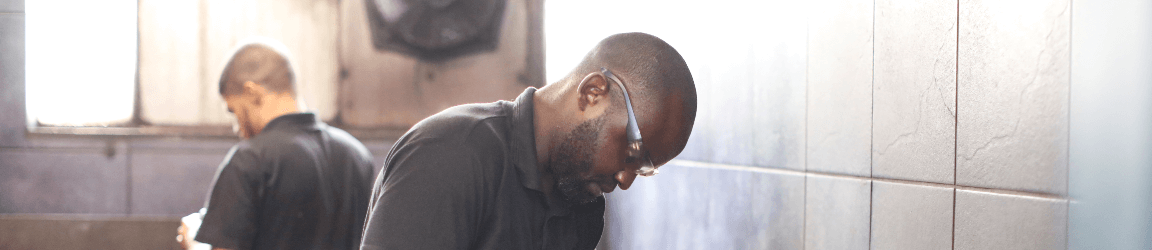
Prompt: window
<box><xmin>25</xmin><ymin>0</ymin><xmax>138</xmax><ymax>127</ymax></box>
<box><xmin>23</xmin><ymin>0</ymin><xmax>543</xmax><ymax>138</ymax></box>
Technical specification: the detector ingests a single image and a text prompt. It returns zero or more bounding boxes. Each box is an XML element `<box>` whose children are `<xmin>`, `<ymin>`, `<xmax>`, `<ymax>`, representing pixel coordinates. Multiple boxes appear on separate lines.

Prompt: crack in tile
<box><xmin>877</xmin><ymin>22</ymin><xmax>957</xmax><ymax>157</ymax></box>
<box><xmin>963</xmin><ymin>2</ymin><xmax>1068</xmax><ymax>162</ymax></box>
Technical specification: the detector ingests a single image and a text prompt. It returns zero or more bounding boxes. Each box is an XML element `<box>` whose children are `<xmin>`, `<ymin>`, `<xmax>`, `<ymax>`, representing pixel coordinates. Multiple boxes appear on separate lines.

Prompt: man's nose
<box><xmin>615</xmin><ymin>171</ymin><xmax>637</xmax><ymax>190</ymax></box>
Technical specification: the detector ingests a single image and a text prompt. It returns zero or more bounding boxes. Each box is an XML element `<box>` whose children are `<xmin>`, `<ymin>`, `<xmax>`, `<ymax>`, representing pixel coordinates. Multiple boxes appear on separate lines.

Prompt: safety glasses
<box><xmin>600</xmin><ymin>67</ymin><xmax>658</xmax><ymax>177</ymax></box>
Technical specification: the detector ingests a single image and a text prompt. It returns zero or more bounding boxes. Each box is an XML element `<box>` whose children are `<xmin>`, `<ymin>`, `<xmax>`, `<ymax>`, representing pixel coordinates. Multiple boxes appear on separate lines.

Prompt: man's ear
<box><xmin>576</xmin><ymin>72</ymin><xmax>610</xmax><ymax>111</ymax></box>
<box><xmin>242</xmin><ymin>81</ymin><xmax>265</xmax><ymax>105</ymax></box>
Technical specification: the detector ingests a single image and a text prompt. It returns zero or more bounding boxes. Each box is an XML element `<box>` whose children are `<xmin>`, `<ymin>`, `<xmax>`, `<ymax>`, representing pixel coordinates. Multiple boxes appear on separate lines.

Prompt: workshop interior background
<box><xmin>2</xmin><ymin>0</ymin><xmax>1151</xmax><ymax>249</ymax></box>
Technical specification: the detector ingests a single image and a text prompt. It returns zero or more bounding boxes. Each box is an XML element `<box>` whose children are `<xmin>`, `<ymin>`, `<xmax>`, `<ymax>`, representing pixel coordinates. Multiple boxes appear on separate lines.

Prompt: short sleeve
<box><xmin>360</xmin><ymin>140</ymin><xmax>486</xmax><ymax>250</ymax></box>
<box><xmin>196</xmin><ymin>145</ymin><xmax>263</xmax><ymax>249</ymax></box>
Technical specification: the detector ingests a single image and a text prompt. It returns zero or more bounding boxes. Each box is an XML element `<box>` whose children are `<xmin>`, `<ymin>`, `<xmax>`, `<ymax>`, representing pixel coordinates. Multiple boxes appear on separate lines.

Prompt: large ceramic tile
<box><xmin>954</xmin><ymin>189</ymin><xmax>1068</xmax><ymax>250</ymax></box>
<box><xmin>750</xmin><ymin>1</ymin><xmax>808</xmax><ymax>171</ymax></box>
<box><xmin>598</xmin><ymin>161</ymin><xmax>805</xmax><ymax>250</ymax></box>
<box><xmin>746</xmin><ymin>166</ymin><xmax>806</xmax><ymax>249</ymax></box>
<box><xmin>688</xmin><ymin>41</ymin><xmax>756</xmax><ymax>167</ymax></box>
<box><xmin>0</xmin><ymin>145</ymin><xmax>130</xmax><ymax>214</ymax></box>
<box><xmin>0</xmin><ymin>14</ymin><xmax>25</xmax><ymax>147</ymax></box>
<box><xmin>872</xmin><ymin>0</ymin><xmax>957</xmax><ymax>184</ymax></box>
<box><xmin>957</xmin><ymin>0</ymin><xmax>1070</xmax><ymax>195</ymax></box>
<box><xmin>0</xmin><ymin>0</ymin><xmax>21</xmax><ymax>13</ymax></box>
<box><xmin>805</xmin><ymin>174</ymin><xmax>870</xmax><ymax>250</ymax></box>
<box><xmin>129</xmin><ymin>151</ymin><xmax>230</xmax><ymax>216</ymax></box>
<box><xmin>870</xmin><ymin>181</ymin><xmax>953</xmax><ymax>250</ymax></box>
<box><xmin>632</xmin><ymin>4</ymin><xmax>745</xmax><ymax>167</ymax></box>
<box><xmin>806</xmin><ymin>0</ymin><xmax>874</xmax><ymax>177</ymax></box>
<box><xmin>599</xmin><ymin>161</ymin><xmax>711</xmax><ymax>250</ymax></box>
<box><xmin>660</xmin><ymin>1</ymin><xmax>807</xmax><ymax>171</ymax></box>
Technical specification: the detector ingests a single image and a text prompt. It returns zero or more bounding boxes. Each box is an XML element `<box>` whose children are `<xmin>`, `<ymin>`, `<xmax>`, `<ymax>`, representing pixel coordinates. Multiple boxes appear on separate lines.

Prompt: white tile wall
<box><xmin>598</xmin><ymin>0</ymin><xmax>1072</xmax><ymax>248</ymax></box>
<box><xmin>807</xmin><ymin>0</ymin><xmax>875</xmax><ymax>177</ymax></box>
<box><xmin>804</xmin><ymin>174</ymin><xmax>871</xmax><ymax>250</ymax></box>
<box><xmin>957</xmin><ymin>0</ymin><xmax>1070</xmax><ymax>195</ymax></box>
<box><xmin>749</xmin><ymin>2</ymin><xmax>809</xmax><ymax>171</ymax></box>
<box><xmin>674</xmin><ymin>0</ymin><xmax>808</xmax><ymax>171</ymax></box>
<box><xmin>598</xmin><ymin>162</ymin><xmax>805</xmax><ymax>250</ymax></box>
<box><xmin>955</xmin><ymin>189</ymin><xmax>1068</xmax><ymax>250</ymax></box>
<box><xmin>870</xmin><ymin>181</ymin><xmax>953</xmax><ymax>250</ymax></box>
<box><xmin>872</xmin><ymin>0</ymin><xmax>957</xmax><ymax>184</ymax></box>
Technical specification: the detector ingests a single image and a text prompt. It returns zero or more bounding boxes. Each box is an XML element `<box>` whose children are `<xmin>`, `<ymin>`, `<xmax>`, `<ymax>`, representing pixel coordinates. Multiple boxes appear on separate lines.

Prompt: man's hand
<box><xmin>177</xmin><ymin>212</ymin><xmax>212</xmax><ymax>250</ymax></box>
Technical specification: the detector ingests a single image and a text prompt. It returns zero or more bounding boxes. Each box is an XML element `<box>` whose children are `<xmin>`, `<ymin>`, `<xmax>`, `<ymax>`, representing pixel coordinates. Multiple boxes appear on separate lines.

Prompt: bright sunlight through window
<box><xmin>26</xmin><ymin>0</ymin><xmax>138</xmax><ymax>126</ymax></box>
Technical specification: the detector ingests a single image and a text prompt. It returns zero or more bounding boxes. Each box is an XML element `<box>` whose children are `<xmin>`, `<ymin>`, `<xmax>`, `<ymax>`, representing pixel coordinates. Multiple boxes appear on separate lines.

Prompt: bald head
<box><xmin>570</xmin><ymin>32</ymin><xmax>697</xmax><ymax>165</ymax></box>
<box><xmin>219</xmin><ymin>43</ymin><xmax>296</xmax><ymax>97</ymax></box>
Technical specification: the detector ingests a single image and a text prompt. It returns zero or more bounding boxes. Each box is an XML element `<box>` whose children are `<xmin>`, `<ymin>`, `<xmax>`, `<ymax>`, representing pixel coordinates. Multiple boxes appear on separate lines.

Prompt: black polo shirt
<box><xmin>360</xmin><ymin>88</ymin><xmax>605</xmax><ymax>250</ymax></box>
<box><xmin>197</xmin><ymin>113</ymin><xmax>375</xmax><ymax>250</ymax></box>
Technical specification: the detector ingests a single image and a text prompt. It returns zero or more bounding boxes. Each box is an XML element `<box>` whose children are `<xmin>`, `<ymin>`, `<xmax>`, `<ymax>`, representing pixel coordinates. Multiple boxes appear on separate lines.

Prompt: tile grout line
<box><xmin>869</xmin><ymin>0</ymin><xmax>876</xmax><ymax>182</ymax></box>
<box><xmin>953</xmin><ymin>0</ymin><xmax>960</xmax><ymax>249</ymax></box>
<box><xmin>669</xmin><ymin>159</ymin><xmax>1068</xmax><ymax>201</ymax></box>
<box><xmin>802</xmin><ymin>3</ymin><xmax>811</xmax><ymax>248</ymax></box>
<box><xmin>1064</xmin><ymin>1</ymin><xmax>1072</xmax><ymax>248</ymax></box>
<box><xmin>869</xmin><ymin>180</ymin><xmax>874</xmax><ymax>250</ymax></box>
<box><xmin>869</xmin><ymin>0</ymin><xmax>876</xmax><ymax>248</ymax></box>
<box><xmin>952</xmin><ymin>188</ymin><xmax>957</xmax><ymax>250</ymax></box>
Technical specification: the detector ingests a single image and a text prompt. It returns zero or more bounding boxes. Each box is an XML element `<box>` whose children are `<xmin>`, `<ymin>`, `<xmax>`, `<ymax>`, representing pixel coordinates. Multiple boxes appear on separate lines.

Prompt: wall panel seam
<box><xmin>670</xmin><ymin>159</ymin><xmax>1068</xmax><ymax>200</ymax></box>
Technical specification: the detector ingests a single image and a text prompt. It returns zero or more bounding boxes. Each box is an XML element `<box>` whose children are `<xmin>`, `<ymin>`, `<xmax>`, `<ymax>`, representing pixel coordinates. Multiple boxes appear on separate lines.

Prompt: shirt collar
<box><xmin>509</xmin><ymin>88</ymin><xmax>543</xmax><ymax>192</ymax></box>
<box><xmin>263</xmin><ymin>112</ymin><xmax>322</xmax><ymax>132</ymax></box>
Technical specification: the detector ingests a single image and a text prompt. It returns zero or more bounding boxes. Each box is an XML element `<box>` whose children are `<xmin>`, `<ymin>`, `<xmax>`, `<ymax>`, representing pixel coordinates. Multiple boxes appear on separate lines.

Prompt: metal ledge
<box><xmin>27</xmin><ymin>125</ymin><xmax>408</xmax><ymax>141</ymax></box>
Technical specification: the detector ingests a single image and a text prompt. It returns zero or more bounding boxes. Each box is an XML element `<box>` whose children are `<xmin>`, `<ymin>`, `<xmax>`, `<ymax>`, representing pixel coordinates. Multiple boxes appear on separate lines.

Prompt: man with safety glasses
<box><xmin>360</xmin><ymin>32</ymin><xmax>697</xmax><ymax>250</ymax></box>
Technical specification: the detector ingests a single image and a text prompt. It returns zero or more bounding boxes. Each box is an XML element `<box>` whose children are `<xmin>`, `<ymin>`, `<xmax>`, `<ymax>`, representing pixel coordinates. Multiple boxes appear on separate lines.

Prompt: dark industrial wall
<box><xmin>0</xmin><ymin>1</ymin><xmax>392</xmax><ymax>248</ymax></box>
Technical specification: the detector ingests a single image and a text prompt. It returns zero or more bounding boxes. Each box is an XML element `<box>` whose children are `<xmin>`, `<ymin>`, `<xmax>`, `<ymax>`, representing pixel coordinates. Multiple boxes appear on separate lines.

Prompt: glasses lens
<box><xmin>627</xmin><ymin>141</ymin><xmax>658</xmax><ymax>177</ymax></box>
<box><xmin>636</xmin><ymin>158</ymin><xmax>658</xmax><ymax>177</ymax></box>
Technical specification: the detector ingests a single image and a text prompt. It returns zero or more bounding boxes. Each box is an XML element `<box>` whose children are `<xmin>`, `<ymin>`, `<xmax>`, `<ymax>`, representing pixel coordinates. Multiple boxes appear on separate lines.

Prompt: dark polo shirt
<box><xmin>360</xmin><ymin>88</ymin><xmax>605</xmax><ymax>250</ymax></box>
<box><xmin>197</xmin><ymin>113</ymin><xmax>375</xmax><ymax>250</ymax></box>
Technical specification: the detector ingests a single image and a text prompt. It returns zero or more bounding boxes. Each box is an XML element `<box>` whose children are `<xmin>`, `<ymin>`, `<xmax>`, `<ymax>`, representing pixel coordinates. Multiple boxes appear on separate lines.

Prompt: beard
<box><xmin>550</xmin><ymin>115</ymin><xmax>612</xmax><ymax>205</ymax></box>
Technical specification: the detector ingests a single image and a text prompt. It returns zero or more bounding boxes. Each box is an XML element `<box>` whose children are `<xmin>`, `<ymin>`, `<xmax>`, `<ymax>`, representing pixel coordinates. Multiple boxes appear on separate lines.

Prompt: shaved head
<box><xmin>568</xmin><ymin>32</ymin><xmax>697</xmax><ymax>165</ymax></box>
<box><xmin>219</xmin><ymin>43</ymin><xmax>296</xmax><ymax>96</ymax></box>
<box><xmin>534</xmin><ymin>32</ymin><xmax>697</xmax><ymax>202</ymax></box>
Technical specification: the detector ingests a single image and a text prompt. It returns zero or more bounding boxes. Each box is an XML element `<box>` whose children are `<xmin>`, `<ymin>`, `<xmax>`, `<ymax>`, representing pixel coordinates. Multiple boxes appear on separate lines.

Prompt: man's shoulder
<box><xmin>320</xmin><ymin>125</ymin><xmax>373</xmax><ymax>160</ymax></box>
<box><xmin>385</xmin><ymin>101</ymin><xmax>515</xmax><ymax>177</ymax></box>
<box><xmin>402</xmin><ymin>101</ymin><xmax>512</xmax><ymax>146</ymax></box>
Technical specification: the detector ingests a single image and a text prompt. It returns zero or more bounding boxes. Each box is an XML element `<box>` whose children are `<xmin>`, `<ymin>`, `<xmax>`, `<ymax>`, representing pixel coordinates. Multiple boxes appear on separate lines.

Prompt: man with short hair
<box><xmin>360</xmin><ymin>32</ymin><xmax>697</xmax><ymax>250</ymax></box>
<box><xmin>186</xmin><ymin>40</ymin><xmax>375</xmax><ymax>250</ymax></box>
